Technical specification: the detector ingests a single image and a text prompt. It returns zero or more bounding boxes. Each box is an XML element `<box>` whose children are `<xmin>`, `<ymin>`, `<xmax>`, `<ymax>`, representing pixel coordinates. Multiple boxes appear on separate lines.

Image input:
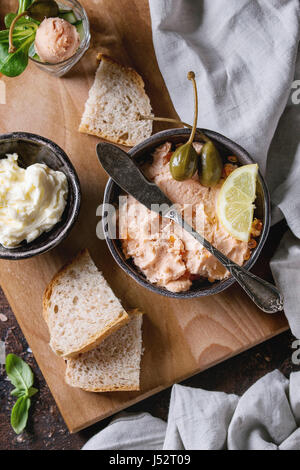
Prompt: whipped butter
<box><xmin>0</xmin><ymin>154</ymin><xmax>68</xmax><ymax>248</ymax></box>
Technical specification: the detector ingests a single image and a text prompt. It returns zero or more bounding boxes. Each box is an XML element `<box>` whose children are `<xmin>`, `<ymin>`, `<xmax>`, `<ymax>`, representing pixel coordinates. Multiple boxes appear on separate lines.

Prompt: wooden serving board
<box><xmin>0</xmin><ymin>0</ymin><xmax>288</xmax><ymax>432</ymax></box>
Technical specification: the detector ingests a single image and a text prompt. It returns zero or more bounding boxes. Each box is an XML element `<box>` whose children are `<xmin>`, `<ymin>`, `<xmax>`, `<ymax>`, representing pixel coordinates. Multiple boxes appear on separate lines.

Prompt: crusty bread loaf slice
<box><xmin>79</xmin><ymin>53</ymin><xmax>153</xmax><ymax>146</ymax></box>
<box><xmin>65</xmin><ymin>310</ymin><xmax>143</xmax><ymax>392</ymax></box>
<box><xmin>43</xmin><ymin>249</ymin><xmax>129</xmax><ymax>358</ymax></box>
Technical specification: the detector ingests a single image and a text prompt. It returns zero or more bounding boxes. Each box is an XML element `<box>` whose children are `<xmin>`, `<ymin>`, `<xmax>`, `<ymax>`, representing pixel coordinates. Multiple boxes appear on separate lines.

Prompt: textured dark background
<box><xmin>1</xmin><ymin>221</ymin><xmax>299</xmax><ymax>450</ymax></box>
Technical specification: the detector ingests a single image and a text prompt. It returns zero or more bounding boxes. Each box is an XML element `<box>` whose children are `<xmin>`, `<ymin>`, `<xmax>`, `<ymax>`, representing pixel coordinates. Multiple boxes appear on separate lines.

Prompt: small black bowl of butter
<box><xmin>0</xmin><ymin>132</ymin><xmax>81</xmax><ymax>259</ymax></box>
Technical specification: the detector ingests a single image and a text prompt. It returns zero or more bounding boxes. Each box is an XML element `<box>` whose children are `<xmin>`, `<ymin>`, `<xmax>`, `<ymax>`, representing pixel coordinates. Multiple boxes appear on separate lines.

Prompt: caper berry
<box><xmin>169</xmin><ymin>71</ymin><xmax>198</xmax><ymax>181</ymax></box>
<box><xmin>169</xmin><ymin>142</ymin><xmax>198</xmax><ymax>181</ymax></box>
<box><xmin>199</xmin><ymin>140</ymin><xmax>223</xmax><ymax>187</ymax></box>
<box><xmin>139</xmin><ymin>71</ymin><xmax>223</xmax><ymax>187</ymax></box>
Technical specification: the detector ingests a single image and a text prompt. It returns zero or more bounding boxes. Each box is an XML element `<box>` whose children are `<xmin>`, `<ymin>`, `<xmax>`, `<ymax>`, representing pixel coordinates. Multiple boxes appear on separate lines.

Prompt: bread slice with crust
<box><xmin>43</xmin><ymin>249</ymin><xmax>129</xmax><ymax>358</ymax></box>
<box><xmin>79</xmin><ymin>53</ymin><xmax>153</xmax><ymax>146</ymax></box>
<box><xmin>65</xmin><ymin>310</ymin><xmax>143</xmax><ymax>392</ymax></box>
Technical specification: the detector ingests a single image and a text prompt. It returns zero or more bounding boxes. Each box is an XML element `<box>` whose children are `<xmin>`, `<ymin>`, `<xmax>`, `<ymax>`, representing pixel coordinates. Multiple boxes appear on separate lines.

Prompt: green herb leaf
<box><xmin>6</xmin><ymin>355</ymin><xmax>38</xmax><ymax>434</ymax></box>
<box><xmin>5</xmin><ymin>354</ymin><xmax>34</xmax><ymax>390</ymax></box>
<box><xmin>5</xmin><ymin>13</ymin><xmax>17</xmax><ymax>29</ymax></box>
<box><xmin>0</xmin><ymin>27</ymin><xmax>36</xmax><ymax>45</ymax></box>
<box><xmin>11</xmin><ymin>396</ymin><xmax>31</xmax><ymax>434</ymax></box>
<box><xmin>0</xmin><ymin>11</ymin><xmax>38</xmax><ymax>77</ymax></box>
<box><xmin>27</xmin><ymin>387</ymin><xmax>38</xmax><ymax>398</ymax></box>
<box><xmin>5</xmin><ymin>13</ymin><xmax>39</xmax><ymax>29</ymax></box>
<box><xmin>0</xmin><ymin>35</ymin><xmax>34</xmax><ymax>77</ymax></box>
<box><xmin>18</xmin><ymin>0</ymin><xmax>35</xmax><ymax>14</ymax></box>
<box><xmin>0</xmin><ymin>30</ymin><xmax>9</xmax><ymax>44</ymax></box>
<box><xmin>11</xmin><ymin>387</ymin><xmax>27</xmax><ymax>398</ymax></box>
<box><xmin>11</xmin><ymin>386</ymin><xmax>38</xmax><ymax>398</ymax></box>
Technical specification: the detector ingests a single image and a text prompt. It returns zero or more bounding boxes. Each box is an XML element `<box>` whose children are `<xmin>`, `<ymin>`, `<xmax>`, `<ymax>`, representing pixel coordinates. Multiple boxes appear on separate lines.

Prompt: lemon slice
<box><xmin>217</xmin><ymin>164</ymin><xmax>258</xmax><ymax>242</ymax></box>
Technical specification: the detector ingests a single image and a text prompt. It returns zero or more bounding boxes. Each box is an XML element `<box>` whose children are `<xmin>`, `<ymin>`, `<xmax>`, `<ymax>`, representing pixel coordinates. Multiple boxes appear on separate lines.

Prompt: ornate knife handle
<box><xmin>227</xmin><ymin>264</ymin><xmax>284</xmax><ymax>313</ymax></box>
<box><xmin>165</xmin><ymin>209</ymin><xmax>284</xmax><ymax>314</ymax></box>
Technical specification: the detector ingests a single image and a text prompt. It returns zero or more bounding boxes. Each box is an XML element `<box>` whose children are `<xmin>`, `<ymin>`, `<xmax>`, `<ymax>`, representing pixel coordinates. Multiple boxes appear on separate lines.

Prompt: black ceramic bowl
<box><xmin>103</xmin><ymin>128</ymin><xmax>270</xmax><ymax>298</ymax></box>
<box><xmin>0</xmin><ymin>132</ymin><xmax>81</xmax><ymax>260</ymax></box>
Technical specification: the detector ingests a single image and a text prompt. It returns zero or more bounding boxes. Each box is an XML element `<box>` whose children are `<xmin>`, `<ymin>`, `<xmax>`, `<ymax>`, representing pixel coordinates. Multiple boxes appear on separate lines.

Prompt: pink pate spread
<box><xmin>119</xmin><ymin>142</ymin><xmax>249</xmax><ymax>292</ymax></box>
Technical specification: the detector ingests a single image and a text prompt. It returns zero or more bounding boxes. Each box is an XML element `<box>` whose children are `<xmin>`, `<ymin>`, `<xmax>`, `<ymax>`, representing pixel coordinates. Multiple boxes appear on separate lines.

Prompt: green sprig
<box><xmin>18</xmin><ymin>0</ymin><xmax>35</xmax><ymax>14</ymax></box>
<box><xmin>5</xmin><ymin>354</ymin><xmax>38</xmax><ymax>434</ymax></box>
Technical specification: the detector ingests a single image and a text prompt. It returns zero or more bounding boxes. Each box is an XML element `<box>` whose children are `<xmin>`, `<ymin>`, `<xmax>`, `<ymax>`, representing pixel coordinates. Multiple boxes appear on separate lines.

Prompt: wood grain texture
<box><xmin>0</xmin><ymin>0</ymin><xmax>288</xmax><ymax>432</ymax></box>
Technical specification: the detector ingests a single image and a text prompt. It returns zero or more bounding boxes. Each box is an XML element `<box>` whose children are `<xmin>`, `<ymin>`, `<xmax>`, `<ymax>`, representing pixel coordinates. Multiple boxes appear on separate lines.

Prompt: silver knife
<box><xmin>96</xmin><ymin>142</ymin><xmax>283</xmax><ymax>314</ymax></box>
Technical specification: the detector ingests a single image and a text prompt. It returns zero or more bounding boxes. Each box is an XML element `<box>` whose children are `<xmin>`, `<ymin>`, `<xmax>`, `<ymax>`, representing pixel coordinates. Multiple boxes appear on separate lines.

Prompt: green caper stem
<box><xmin>187</xmin><ymin>71</ymin><xmax>198</xmax><ymax>146</ymax></box>
<box><xmin>138</xmin><ymin>114</ymin><xmax>192</xmax><ymax>129</ymax></box>
<box><xmin>9</xmin><ymin>11</ymin><xmax>28</xmax><ymax>53</ymax></box>
<box><xmin>138</xmin><ymin>114</ymin><xmax>210</xmax><ymax>143</ymax></box>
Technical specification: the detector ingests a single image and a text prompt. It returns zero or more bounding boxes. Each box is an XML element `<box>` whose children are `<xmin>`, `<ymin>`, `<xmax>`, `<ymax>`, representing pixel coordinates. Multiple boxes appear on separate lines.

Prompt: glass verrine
<box><xmin>29</xmin><ymin>0</ymin><xmax>90</xmax><ymax>77</ymax></box>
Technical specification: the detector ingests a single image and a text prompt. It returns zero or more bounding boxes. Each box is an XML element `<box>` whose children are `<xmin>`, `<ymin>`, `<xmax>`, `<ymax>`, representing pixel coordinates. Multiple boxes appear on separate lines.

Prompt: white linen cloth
<box><xmin>83</xmin><ymin>371</ymin><xmax>300</xmax><ymax>450</ymax></box>
<box><xmin>149</xmin><ymin>0</ymin><xmax>300</xmax><ymax>337</ymax></box>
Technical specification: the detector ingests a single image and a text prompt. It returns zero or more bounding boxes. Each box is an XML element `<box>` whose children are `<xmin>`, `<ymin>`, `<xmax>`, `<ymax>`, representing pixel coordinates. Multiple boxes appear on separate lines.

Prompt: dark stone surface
<box><xmin>1</xmin><ymin>221</ymin><xmax>298</xmax><ymax>450</ymax></box>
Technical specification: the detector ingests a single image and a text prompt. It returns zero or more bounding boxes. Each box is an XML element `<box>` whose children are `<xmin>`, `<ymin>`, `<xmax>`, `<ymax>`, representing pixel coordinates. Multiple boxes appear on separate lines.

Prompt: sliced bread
<box><xmin>65</xmin><ymin>310</ymin><xmax>143</xmax><ymax>392</ymax></box>
<box><xmin>79</xmin><ymin>53</ymin><xmax>153</xmax><ymax>146</ymax></box>
<box><xmin>43</xmin><ymin>249</ymin><xmax>129</xmax><ymax>358</ymax></box>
